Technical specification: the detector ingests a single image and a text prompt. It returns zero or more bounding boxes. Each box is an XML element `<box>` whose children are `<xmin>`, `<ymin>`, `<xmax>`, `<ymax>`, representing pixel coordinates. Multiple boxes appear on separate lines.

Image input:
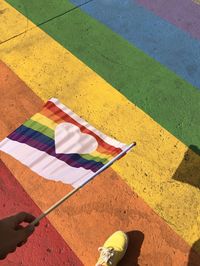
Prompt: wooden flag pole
<box><xmin>31</xmin><ymin>142</ymin><xmax>136</xmax><ymax>226</ymax></box>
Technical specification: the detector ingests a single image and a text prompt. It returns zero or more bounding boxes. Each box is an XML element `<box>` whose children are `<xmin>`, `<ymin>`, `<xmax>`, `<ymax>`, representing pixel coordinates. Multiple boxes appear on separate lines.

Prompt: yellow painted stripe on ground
<box><xmin>0</xmin><ymin>1</ymin><xmax>199</xmax><ymax>248</ymax></box>
<box><xmin>0</xmin><ymin>0</ymin><xmax>33</xmax><ymax>43</ymax></box>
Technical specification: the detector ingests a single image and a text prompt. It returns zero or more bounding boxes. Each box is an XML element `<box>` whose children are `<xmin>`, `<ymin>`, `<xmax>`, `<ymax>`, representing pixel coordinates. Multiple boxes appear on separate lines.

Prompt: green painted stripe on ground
<box><xmin>5</xmin><ymin>0</ymin><xmax>74</xmax><ymax>24</ymax></box>
<box><xmin>6</xmin><ymin>0</ymin><xmax>200</xmax><ymax>153</ymax></box>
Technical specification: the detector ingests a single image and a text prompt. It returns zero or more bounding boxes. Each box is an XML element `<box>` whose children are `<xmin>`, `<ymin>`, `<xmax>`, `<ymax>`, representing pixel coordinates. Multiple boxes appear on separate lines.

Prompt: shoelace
<box><xmin>97</xmin><ymin>247</ymin><xmax>115</xmax><ymax>265</ymax></box>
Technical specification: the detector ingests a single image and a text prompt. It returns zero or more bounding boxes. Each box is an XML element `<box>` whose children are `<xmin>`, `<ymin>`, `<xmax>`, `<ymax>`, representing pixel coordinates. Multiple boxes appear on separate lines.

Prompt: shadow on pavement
<box><xmin>173</xmin><ymin>145</ymin><xmax>200</xmax><ymax>265</ymax></box>
<box><xmin>188</xmin><ymin>239</ymin><xmax>200</xmax><ymax>266</ymax></box>
<box><xmin>173</xmin><ymin>145</ymin><xmax>200</xmax><ymax>189</ymax></box>
<box><xmin>119</xmin><ymin>230</ymin><xmax>144</xmax><ymax>266</ymax></box>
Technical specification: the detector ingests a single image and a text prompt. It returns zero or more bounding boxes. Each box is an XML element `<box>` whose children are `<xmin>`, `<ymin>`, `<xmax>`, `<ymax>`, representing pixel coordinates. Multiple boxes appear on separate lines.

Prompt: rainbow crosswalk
<box><xmin>0</xmin><ymin>0</ymin><xmax>200</xmax><ymax>265</ymax></box>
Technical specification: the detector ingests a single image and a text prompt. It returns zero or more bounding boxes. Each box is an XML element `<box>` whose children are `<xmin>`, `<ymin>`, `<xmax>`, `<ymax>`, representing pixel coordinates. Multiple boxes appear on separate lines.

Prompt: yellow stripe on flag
<box><xmin>90</xmin><ymin>151</ymin><xmax>111</xmax><ymax>160</ymax></box>
<box><xmin>31</xmin><ymin>113</ymin><xmax>58</xmax><ymax>130</ymax></box>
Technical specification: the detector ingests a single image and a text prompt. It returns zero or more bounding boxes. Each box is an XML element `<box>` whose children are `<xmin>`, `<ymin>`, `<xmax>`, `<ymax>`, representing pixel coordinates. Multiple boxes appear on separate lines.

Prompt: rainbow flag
<box><xmin>0</xmin><ymin>98</ymin><xmax>128</xmax><ymax>188</ymax></box>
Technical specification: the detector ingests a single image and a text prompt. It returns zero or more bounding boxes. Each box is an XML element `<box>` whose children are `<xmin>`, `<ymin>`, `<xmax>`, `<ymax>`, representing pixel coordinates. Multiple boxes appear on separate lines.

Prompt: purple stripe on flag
<box><xmin>137</xmin><ymin>0</ymin><xmax>200</xmax><ymax>40</ymax></box>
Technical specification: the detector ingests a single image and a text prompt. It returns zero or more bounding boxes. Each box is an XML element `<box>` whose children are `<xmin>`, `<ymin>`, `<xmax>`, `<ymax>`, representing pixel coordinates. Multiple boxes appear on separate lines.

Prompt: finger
<box><xmin>9</xmin><ymin>247</ymin><xmax>17</xmax><ymax>253</ymax></box>
<box><xmin>13</xmin><ymin>212</ymin><xmax>36</xmax><ymax>226</ymax></box>
<box><xmin>15</xmin><ymin>224</ymin><xmax>24</xmax><ymax>230</ymax></box>
<box><xmin>17</xmin><ymin>239</ymin><xmax>27</xmax><ymax>247</ymax></box>
<box><xmin>35</xmin><ymin>221</ymin><xmax>40</xmax><ymax>227</ymax></box>
<box><xmin>15</xmin><ymin>224</ymin><xmax>35</xmax><ymax>243</ymax></box>
<box><xmin>0</xmin><ymin>254</ymin><xmax>7</xmax><ymax>260</ymax></box>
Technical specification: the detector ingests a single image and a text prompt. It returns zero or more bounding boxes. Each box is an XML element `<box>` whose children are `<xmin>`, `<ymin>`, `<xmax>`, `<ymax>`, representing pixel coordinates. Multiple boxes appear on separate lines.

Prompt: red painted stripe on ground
<box><xmin>0</xmin><ymin>159</ymin><xmax>83</xmax><ymax>266</ymax></box>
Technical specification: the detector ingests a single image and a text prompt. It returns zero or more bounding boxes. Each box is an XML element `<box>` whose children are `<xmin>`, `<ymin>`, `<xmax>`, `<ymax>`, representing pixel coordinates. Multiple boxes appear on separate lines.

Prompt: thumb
<box><xmin>16</xmin><ymin>224</ymin><xmax>35</xmax><ymax>243</ymax></box>
<box><xmin>24</xmin><ymin>224</ymin><xmax>35</xmax><ymax>237</ymax></box>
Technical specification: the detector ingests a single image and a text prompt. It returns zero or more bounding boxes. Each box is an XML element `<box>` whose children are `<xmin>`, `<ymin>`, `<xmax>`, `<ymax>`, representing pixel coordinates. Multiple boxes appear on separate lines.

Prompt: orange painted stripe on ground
<box><xmin>0</xmin><ymin>63</ymin><xmax>200</xmax><ymax>265</ymax></box>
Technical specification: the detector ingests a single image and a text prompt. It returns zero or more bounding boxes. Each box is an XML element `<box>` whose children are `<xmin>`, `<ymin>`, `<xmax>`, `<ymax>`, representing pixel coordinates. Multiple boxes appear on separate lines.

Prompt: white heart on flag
<box><xmin>55</xmin><ymin>122</ymin><xmax>98</xmax><ymax>154</ymax></box>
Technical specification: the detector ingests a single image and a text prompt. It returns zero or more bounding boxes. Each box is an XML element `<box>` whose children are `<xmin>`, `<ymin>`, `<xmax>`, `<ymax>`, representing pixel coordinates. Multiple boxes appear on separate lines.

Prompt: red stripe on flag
<box><xmin>44</xmin><ymin>101</ymin><xmax>122</xmax><ymax>155</ymax></box>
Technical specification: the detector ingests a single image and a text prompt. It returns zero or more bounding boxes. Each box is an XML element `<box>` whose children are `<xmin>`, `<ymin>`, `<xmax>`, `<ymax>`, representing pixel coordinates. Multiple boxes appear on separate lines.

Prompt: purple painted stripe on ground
<box><xmin>137</xmin><ymin>0</ymin><xmax>200</xmax><ymax>40</ymax></box>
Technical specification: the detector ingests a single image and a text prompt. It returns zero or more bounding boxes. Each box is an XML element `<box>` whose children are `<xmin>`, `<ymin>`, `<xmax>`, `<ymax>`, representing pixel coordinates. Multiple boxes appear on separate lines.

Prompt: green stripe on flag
<box><xmin>81</xmin><ymin>154</ymin><xmax>109</xmax><ymax>164</ymax></box>
<box><xmin>24</xmin><ymin>120</ymin><xmax>54</xmax><ymax>139</ymax></box>
<box><xmin>24</xmin><ymin>120</ymin><xmax>109</xmax><ymax>163</ymax></box>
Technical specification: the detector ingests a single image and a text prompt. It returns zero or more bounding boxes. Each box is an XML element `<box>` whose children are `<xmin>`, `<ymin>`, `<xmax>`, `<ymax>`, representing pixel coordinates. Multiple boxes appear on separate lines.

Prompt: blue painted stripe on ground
<box><xmin>70</xmin><ymin>0</ymin><xmax>200</xmax><ymax>90</ymax></box>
